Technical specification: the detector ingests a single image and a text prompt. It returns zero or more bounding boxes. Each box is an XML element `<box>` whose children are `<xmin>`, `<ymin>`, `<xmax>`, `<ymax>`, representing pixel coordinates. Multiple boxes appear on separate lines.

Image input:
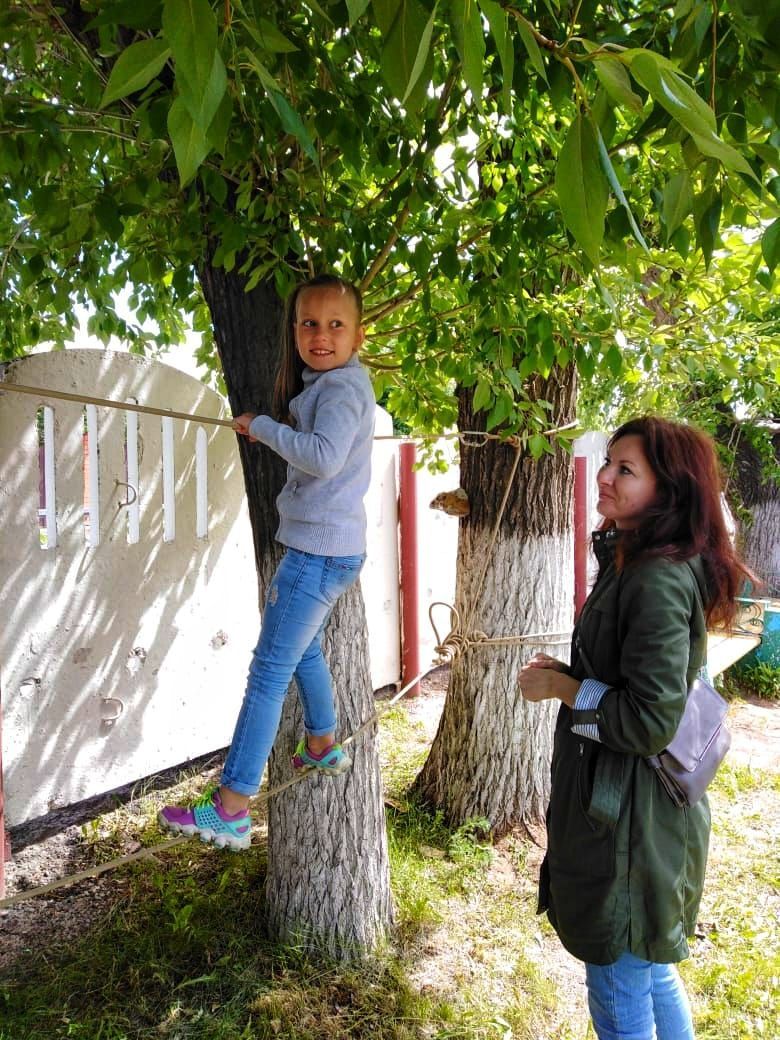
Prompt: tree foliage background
<box><xmin>2</xmin><ymin>0</ymin><xmax>778</xmax><ymax>446</ymax></box>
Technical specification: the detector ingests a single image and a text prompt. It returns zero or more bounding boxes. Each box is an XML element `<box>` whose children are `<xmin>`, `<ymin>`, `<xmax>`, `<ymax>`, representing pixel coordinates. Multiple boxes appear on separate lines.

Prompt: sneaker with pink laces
<box><xmin>158</xmin><ymin>787</ymin><xmax>251</xmax><ymax>851</ymax></box>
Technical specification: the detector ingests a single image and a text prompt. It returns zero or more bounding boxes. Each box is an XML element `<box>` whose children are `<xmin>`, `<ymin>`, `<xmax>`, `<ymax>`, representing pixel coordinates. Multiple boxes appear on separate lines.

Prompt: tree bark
<box><xmin>198</xmin><ymin>262</ymin><xmax>393</xmax><ymax>958</ymax></box>
<box><xmin>730</xmin><ymin>426</ymin><xmax>780</xmax><ymax>596</ymax></box>
<box><xmin>413</xmin><ymin>366</ymin><xmax>577</xmax><ymax>836</ymax></box>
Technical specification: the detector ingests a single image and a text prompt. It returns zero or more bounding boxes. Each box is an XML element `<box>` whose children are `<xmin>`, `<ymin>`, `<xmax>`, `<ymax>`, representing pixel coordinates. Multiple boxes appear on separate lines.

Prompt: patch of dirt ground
<box><xmin>1</xmin><ymin>668</ymin><xmax>778</xmax><ymax>1037</ymax></box>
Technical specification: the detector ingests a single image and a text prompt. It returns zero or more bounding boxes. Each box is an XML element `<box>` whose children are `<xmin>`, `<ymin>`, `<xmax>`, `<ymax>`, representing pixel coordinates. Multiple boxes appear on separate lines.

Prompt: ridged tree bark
<box><xmin>731</xmin><ymin>428</ymin><xmax>780</xmax><ymax>596</ymax></box>
<box><xmin>198</xmin><ymin>262</ymin><xmax>393</xmax><ymax>957</ymax></box>
<box><xmin>413</xmin><ymin>366</ymin><xmax>576</xmax><ymax>836</ymax></box>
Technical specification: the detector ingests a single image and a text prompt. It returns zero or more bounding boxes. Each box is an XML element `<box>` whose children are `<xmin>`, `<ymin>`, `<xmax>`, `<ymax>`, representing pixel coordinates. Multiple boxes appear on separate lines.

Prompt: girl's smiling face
<box><xmin>295</xmin><ymin>285</ymin><xmax>364</xmax><ymax>372</ymax></box>
<box><xmin>596</xmin><ymin>434</ymin><xmax>659</xmax><ymax>529</ymax></box>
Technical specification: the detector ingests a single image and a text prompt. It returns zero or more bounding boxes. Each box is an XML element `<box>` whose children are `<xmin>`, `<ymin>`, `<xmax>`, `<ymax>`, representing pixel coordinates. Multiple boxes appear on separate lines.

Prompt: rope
<box><xmin>428</xmin><ymin>602</ymin><xmax>571</xmax><ymax>663</ymax></box>
<box><xmin>0</xmin><ymin>665</ymin><xmax>433</xmax><ymax>911</ymax></box>
<box><xmin>460</xmin><ymin>441</ymin><xmax>524</xmax><ymax>639</ymax></box>
<box><xmin>0</xmin><ymin>838</ymin><xmax>190</xmax><ymax>910</ymax></box>
<box><xmin>0</xmin><ymin>381</ymin><xmax>236</xmax><ymax>428</ymax></box>
<box><xmin>0</xmin><ymin>380</ymin><xmax>577</xmax><ymax>445</ymax></box>
<box><xmin>0</xmin><ymin>599</ymin><xmax>573</xmax><ymax>912</ymax></box>
<box><xmin>0</xmin><ymin>379</ymin><xmax>575</xmax><ymax>909</ymax></box>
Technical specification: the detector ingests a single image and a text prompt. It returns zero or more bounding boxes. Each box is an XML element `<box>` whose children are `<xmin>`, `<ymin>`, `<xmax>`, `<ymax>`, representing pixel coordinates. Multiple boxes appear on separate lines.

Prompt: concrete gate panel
<box><xmin>0</xmin><ymin>350</ymin><xmax>258</xmax><ymax>825</ymax></box>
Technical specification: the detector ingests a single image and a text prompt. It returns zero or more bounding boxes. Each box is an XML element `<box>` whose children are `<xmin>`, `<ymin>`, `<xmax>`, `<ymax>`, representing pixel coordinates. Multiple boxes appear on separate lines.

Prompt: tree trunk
<box><xmin>413</xmin><ymin>367</ymin><xmax>576</xmax><ymax>836</ymax></box>
<box><xmin>198</xmin><ymin>263</ymin><xmax>393</xmax><ymax>957</ymax></box>
<box><xmin>731</xmin><ymin>426</ymin><xmax>780</xmax><ymax>596</ymax></box>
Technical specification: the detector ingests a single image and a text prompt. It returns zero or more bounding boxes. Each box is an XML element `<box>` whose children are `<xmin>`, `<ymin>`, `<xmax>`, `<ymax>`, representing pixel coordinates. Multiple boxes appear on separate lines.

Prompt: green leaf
<box><xmin>625</xmin><ymin>50</ymin><xmax>758</xmax><ymax>181</ymax></box>
<box><xmin>506</xmin><ymin>367</ymin><xmax>522</xmax><ymax>393</ymax></box>
<box><xmin>242</xmin><ymin>50</ymin><xmax>280</xmax><ymax>93</ymax></box>
<box><xmin>516</xmin><ymin>18</ymin><xmax>548</xmax><ymax>85</ymax></box>
<box><xmin>163</xmin><ymin>0</ymin><xmax>221</xmax><ymax>123</ymax></box>
<box><xmin>473</xmin><ymin>377</ymin><xmax>492</xmax><ymax>412</ymax></box>
<box><xmin>662</xmin><ymin>170</ymin><xmax>693</xmax><ymax>239</ymax></box>
<box><xmin>94</xmin><ymin>194</ymin><xmax>124</xmax><ymax>241</ymax></box>
<box><xmin>593</xmin><ymin>122</ymin><xmax>649</xmax><ymax>253</ymax></box>
<box><xmin>100</xmin><ymin>38</ymin><xmax>171</xmax><ymax>108</ymax></box>
<box><xmin>554</xmin><ymin>114</ymin><xmax>608</xmax><ymax>265</ymax></box>
<box><xmin>206</xmin><ymin>89</ymin><xmax>233</xmax><ymax>155</ymax></box>
<box><xmin>528</xmin><ymin>433</ymin><xmax>547</xmax><ymax>459</ymax></box>
<box><xmin>591</xmin><ymin>53</ymin><xmax>642</xmax><ymax>114</ymax></box>
<box><xmin>179</xmin><ymin>49</ymin><xmax>227</xmax><ymax>129</ymax></box>
<box><xmin>438</xmin><ymin>243</ymin><xmax>460</xmax><ymax>279</ymax></box>
<box><xmin>402</xmin><ymin>2</ymin><xmax>437</xmax><ymax>104</ymax></box>
<box><xmin>693</xmin><ymin>189</ymin><xmax>721</xmax><ymax>268</ymax></box>
<box><xmin>762</xmin><ymin>219</ymin><xmax>780</xmax><ymax>274</ymax></box>
<box><xmin>688</xmin><ymin>130</ymin><xmax>759</xmax><ymax>182</ymax></box>
<box><xmin>167</xmin><ymin>96</ymin><xmax>210</xmax><ymax>186</ymax></box>
<box><xmin>486</xmin><ymin>392</ymin><xmax>512</xmax><ymax>430</ymax></box>
<box><xmin>379</xmin><ymin>0</ymin><xmax>434</xmax><ymax>108</ymax></box>
<box><xmin>372</xmin><ymin>0</ymin><xmax>397</xmax><ymax>35</ymax></box>
<box><xmin>242</xmin><ymin>51</ymin><xmax>318</xmax><ymax>167</ymax></box>
<box><xmin>624</xmin><ymin>49</ymin><xmax>715</xmax><ymax>128</ymax></box>
<box><xmin>347</xmin><ymin>0</ymin><xmax>372</xmax><ymax>24</ymax></box>
<box><xmin>267</xmin><ymin>91</ymin><xmax>319</xmax><ymax>167</ymax></box>
<box><xmin>605</xmin><ymin>344</ymin><xmax>623</xmax><ymax>378</ymax></box>
<box><xmin>453</xmin><ymin>0</ymin><xmax>485</xmax><ymax>100</ymax></box>
<box><xmin>243</xmin><ymin>18</ymin><xmax>299</xmax><ymax>54</ymax></box>
<box><xmin>479</xmin><ymin>0</ymin><xmax>513</xmax><ymax>110</ymax></box>
<box><xmin>87</xmin><ymin>0</ymin><xmax>163</xmax><ymax>31</ymax></box>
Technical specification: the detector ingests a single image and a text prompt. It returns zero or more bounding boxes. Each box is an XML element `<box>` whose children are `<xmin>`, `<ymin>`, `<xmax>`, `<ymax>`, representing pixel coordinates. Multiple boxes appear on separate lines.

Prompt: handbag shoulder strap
<box><xmin>685</xmin><ymin>558</ymin><xmax>710</xmax><ymax>678</ymax></box>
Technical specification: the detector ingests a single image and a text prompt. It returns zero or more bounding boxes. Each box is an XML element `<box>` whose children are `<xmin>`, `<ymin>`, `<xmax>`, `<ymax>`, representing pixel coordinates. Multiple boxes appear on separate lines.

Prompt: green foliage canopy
<box><xmin>1</xmin><ymin>0</ymin><xmax>778</xmax><ymax>442</ymax></box>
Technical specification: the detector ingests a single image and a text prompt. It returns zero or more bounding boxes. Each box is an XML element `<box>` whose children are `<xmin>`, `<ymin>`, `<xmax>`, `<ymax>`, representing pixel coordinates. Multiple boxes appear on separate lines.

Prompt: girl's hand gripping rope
<box><xmin>232</xmin><ymin>413</ymin><xmax>259</xmax><ymax>440</ymax></box>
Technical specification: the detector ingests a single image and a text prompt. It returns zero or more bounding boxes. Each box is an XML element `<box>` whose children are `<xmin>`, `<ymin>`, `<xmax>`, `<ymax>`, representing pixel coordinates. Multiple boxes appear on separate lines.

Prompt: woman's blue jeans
<box><xmin>585</xmin><ymin>951</ymin><xmax>695</xmax><ymax>1040</ymax></box>
<box><xmin>221</xmin><ymin>548</ymin><xmax>365</xmax><ymax>796</ymax></box>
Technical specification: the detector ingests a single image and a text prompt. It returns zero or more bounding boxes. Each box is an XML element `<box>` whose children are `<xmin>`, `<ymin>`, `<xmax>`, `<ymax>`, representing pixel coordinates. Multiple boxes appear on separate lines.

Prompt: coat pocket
<box><xmin>548</xmin><ymin>737</ymin><xmax>617</xmax><ymax>880</ymax></box>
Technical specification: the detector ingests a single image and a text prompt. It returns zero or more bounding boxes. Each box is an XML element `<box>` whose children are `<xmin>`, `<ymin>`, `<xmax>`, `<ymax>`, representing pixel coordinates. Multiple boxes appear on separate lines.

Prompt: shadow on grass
<box><xmin>0</xmin><ymin>835</ymin><xmax>457</xmax><ymax>1040</ymax></box>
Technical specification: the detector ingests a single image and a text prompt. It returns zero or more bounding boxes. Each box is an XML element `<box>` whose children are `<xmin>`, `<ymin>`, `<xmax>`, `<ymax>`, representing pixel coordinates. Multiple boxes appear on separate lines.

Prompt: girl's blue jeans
<box><xmin>221</xmin><ymin>547</ymin><xmax>365</xmax><ymax>796</ymax></box>
<box><xmin>585</xmin><ymin>951</ymin><xmax>695</xmax><ymax>1040</ymax></box>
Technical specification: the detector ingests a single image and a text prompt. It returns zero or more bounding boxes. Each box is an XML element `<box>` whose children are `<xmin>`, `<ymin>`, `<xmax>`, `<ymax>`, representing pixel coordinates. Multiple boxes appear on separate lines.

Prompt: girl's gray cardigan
<box><xmin>248</xmin><ymin>355</ymin><xmax>375</xmax><ymax>557</ymax></box>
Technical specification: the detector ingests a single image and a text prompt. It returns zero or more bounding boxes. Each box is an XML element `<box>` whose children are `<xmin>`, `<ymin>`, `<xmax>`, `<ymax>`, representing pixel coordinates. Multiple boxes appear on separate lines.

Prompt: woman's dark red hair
<box><xmin>604</xmin><ymin>416</ymin><xmax>755</xmax><ymax>628</ymax></box>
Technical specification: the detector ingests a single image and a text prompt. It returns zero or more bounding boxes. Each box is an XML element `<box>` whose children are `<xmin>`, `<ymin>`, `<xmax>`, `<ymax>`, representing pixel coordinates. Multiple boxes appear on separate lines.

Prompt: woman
<box><xmin>518</xmin><ymin>416</ymin><xmax>752</xmax><ymax>1040</ymax></box>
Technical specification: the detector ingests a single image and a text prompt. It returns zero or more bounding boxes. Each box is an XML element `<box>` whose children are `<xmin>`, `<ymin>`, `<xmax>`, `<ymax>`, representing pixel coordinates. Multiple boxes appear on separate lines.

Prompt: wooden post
<box><xmin>399</xmin><ymin>442</ymin><xmax>420</xmax><ymax>697</ymax></box>
<box><xmin>574</xmin><ymin>454</ymin><xmax>588</xmax><ymax>621</ymax></box>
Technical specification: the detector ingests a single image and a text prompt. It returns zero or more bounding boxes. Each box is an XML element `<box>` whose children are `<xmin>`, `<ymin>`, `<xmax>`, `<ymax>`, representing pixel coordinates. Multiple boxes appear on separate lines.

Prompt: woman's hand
<box><xmin>518</xmin><ymin>657</ymin><xmax>581</xmax><ymax>707</ymax></box>
<box><xmin>524</xmin><ymin>652</ymin><xmax>568</xmax><ymax>673</ymax></box>
<box><xmin>232</xmin><ymin>412</ymin><xmax>259</xmax><ymax>441</ymax></box>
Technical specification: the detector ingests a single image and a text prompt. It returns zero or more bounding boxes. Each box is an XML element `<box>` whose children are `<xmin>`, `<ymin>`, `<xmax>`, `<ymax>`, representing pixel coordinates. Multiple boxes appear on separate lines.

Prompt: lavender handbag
<box><xmin>578</xmin><ymin>563</ymin><xmax>731</xmax><ymax>809</ymax></box>
<box><xmin>645</xmin><ymin>674</ymin><xmax>731</xmax><ymax>807</ymax></box>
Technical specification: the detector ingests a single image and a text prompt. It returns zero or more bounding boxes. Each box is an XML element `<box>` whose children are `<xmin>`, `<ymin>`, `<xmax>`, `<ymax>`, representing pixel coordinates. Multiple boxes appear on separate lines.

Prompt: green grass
<box><xmin>719</xmin><ymin>660</ymin><xmax>780</xmax><ymax>702</ymax></box>
<box><xmin>1</xmin><ymin>704</ymin><xmax>776</xmax><ymax>1040</ymax></box>
<box><xmin>680</xmin><ymin>761</ymin><xmax>780</xmax><ymax>1040</ymax></box>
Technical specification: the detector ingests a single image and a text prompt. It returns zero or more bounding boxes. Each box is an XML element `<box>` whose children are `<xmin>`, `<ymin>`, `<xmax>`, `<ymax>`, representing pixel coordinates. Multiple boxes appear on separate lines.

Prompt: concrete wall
<box><xmin>0</xmin><ymin>351</ymin><xmax>260</xmax><ymax>824</ymax></box>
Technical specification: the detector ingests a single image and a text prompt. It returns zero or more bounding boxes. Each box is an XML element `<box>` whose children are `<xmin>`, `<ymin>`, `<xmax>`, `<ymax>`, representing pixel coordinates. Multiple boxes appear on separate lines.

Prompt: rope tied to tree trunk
<box><xmin>429</xmin><ymin>602</ymin><xmax>571</xmax><ymax>663</ymax></box>
<box><xmin>0</xmin><ymin>380</ymin><xmax>575</xmax><ymax>909</ymax></box>
<box><xmin>0</xmin><ymin>664</ymin><xmax>426</xmax><ymax>911</ymax></box>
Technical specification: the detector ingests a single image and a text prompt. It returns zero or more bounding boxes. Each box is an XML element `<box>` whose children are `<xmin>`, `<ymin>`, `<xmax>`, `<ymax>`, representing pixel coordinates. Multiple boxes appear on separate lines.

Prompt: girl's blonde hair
<box><xmin>272</xmin><ymin>274</ymin><xmax>363</xmax><ymax>422</ymax></box>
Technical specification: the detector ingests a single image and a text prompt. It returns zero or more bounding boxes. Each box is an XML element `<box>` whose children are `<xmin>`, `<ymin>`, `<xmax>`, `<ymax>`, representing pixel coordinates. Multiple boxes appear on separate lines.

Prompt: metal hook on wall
<box><xmin>114</xmin><ymin>480</ymin><xmax>138</xmax><ymax>509</ymax></box>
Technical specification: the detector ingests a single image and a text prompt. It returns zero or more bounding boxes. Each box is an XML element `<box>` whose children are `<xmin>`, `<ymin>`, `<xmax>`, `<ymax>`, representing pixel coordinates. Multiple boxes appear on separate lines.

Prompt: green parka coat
<box><xmin>539</xmin><ymin>530</ymin><xmax>711</xmax><ymax>965</ymax></box>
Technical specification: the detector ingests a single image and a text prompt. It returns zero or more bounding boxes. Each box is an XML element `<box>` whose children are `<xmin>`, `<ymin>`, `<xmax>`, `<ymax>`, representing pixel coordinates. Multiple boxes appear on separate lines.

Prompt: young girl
<box><xmin>159</xmin><ymin>274</ymin><xmax>375</xmax><ymax>851</ymax></box>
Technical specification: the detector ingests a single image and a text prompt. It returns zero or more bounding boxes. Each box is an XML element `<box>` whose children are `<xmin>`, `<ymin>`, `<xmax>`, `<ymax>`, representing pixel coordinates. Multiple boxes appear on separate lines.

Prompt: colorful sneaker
<box><xmin>292</xmin><ymin>739</ymin><xmax>351</xmax><ymax>775</ymax></box>
<box><xmin>158</xmin><ymin>787</ymin><xmax>252</xmax><ymax>851</ymax></box>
